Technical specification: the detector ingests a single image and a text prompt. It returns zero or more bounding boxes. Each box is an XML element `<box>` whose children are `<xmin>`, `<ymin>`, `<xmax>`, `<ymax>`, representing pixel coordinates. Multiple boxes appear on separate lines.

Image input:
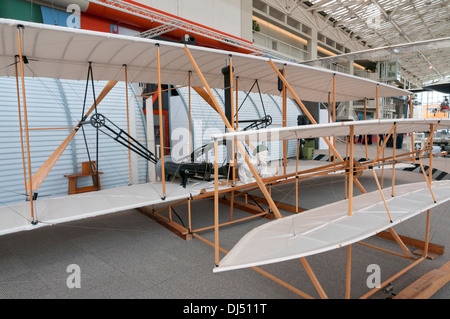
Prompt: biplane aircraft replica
<box><xmin>1</xmin><ymin>18</ymin><xmax>450</xmax><ymax>299</ymax></box>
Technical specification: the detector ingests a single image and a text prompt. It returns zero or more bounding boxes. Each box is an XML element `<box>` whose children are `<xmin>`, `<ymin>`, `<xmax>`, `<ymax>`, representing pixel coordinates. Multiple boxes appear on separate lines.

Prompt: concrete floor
<box><xmin>0</xmin><ymin>143</ymin><xmax>449</xmax><ymax>302</ymax></box>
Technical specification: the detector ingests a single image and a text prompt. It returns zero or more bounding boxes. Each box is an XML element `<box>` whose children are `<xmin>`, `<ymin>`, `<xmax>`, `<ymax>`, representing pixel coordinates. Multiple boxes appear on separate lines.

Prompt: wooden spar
<box><xmin>333</xmin><ymin>75</ymin><xmax>336</xmax><ymax>163</ymax></box>
<box><xmin>28</xmin><ymin>127</ymin><xmax>76</xmax><ymax>131</ymax></box>
<box><xmin>429</xmin><ymin>124</ymin><xmax>433</xmax><ymax>182</ymax></box>
<box><xmin>348</xmin><ymin>125</ymin><xmax>354</xmax><ymax>216</ymax></box>
<box><xmin>17</xmin><ymin>27</ymin><xmax>35</xmax><ymax>222</ymax></box>
<box><xmin>188</xmin><ymin>197</ymin><xmax>192</xmax><ymax>233</ymax></box>
<box><xmin>14</xmin><ymin>55</ymin><xmax>28</xmax><ymax>198</ymax></box>
<box><xmin>370</xmin><ymin>123</ymin><xmax>397</xmax><ymax>223</ymax></box>
<box><xmin>184</xmin><ymin>46</ymin><xmax>283</xmax><ymax>219</ymax></box>
<box><xmin>376</xmin><ymin>84</ymin><xmax>379</xmax><ymax>152</ymax></box>
<box><xmin>282</xmin><ymin>67</ymin><xmax>287</xmax><ymax>175</ymax></box>
<box><xmin>345</xmin><ymin>244</ymin><xmax>352</xmax><ymax>299</ymax></box>
<box><xmin>229</xmin><ymin>56</ymin><xmax>235</xmax><ymax>221</ymax></box>
<box><xmin>417</xmin><ymin>122</ymin><xmax>440</xmax><ymax>158</ymax></box>
<box><xmin>372</xmin><ymin>168</ymin><xmax>393</xmax><ymax>223</ymax></box>
<box><xmin>268</xmin><ymin>60</ymin><xmax>367</xmax><ymax>194</ymax></box>
<box><xmin>410</xmin><ymin>96</ymin><xmax>415</xmax><ymax>162</ymax></box>
<box><xmin>363</xmin><ymin>98</ymin><xmax>368</xmax><ymax>159</ymax></box>
<box><xmin>418</xmin><ymin>161</ymin><xmax>437</xmax><ymax>203</ymax></box>
<box><xmin>392</xmin><ymin>124</ymin><xmax>397</xmax><ymax>197</ymax></box>
<box><xmin>183</xmin><ymin>47</ymin><xmax>232</xmax><ymax>128</ymax></box>
<box><xmin>232</xmin><ymin>76</ymin><xmax>239</xmax><ymax>218</ymax></box>
<box><xmin>328</xmin><ymin>92</ymin><xmax>331</xmax><ymax>161</ymax></box>
<box><xmin>372</xmin><ymin>123</ymin><xmax>397</xmax><ymax>165</ymax></box>
<box><xmin>424</xmin><ymin>210</ymin><xmax>431</xmax><ymax>256</ymax></box>
<box><xmin>387</xmin><ymin>228</ymin><xmax>413</xmax><ymax>258</ymax></box>
<box><xmin>345</xmin><ymin>136</ymin><xmax>349</xmax><ymax>199</ymax></box>
<box><xmin>156</xmin><ymin>44</ymin><xmax>166</xmax><ymax>198</ymax></box>
<box><xmin>125</xmin><ymin>65</ymin><xmax>132</xmax><ymax>185</ymax></box>
<box><xmin>214</xmin><ymin>138</ymin><xmax>220</xmax><ymax>266</ymax></box>
<box><xmin>299</xmin><ymin>258</ymin><xmax>328</xmax><ymax>299</ymax></box>
<box><xmin>229</xmin><ymin>56</ymin><xmax>235</xmax><ymax>137</ymax></box>
<box><xmin>30</xmin><ymin>80</ymin><xmax>118</xmax><ymax>192</ymax></box>
<box><xmin>192</xmin><ymin>86</ymin><xmax>221</xmax><ymax>114</ymax></box>
<box><xmin>235</xmin><ymin>76</ymin><xmax>239</xmax><ymax>130</ymax></box>
<box><xmin>296</xmin><ymin>139</ymin><xmax>300</xmax><ymax>213</ymax></box>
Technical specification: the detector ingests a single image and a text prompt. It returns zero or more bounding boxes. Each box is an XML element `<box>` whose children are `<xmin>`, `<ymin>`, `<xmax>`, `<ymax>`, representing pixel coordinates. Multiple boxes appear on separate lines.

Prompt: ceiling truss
<box><xmin>267</xmin><ymin>0</ymin><xmax>450</xmax><ymax>86</ymax></box>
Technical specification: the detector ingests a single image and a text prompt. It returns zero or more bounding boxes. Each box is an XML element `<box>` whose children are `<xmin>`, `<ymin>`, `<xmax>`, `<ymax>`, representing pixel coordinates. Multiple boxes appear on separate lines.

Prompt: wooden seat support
<box><xmin>65</xmin><ymin>161</ymin><xmax>103</xmax><ymax>195</ymax></box>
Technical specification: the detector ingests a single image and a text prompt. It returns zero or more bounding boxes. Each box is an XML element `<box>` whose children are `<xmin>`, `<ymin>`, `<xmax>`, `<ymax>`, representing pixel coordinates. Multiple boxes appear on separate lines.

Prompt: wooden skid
<box><xmin>394</xmin><ymin>262</ymin><xmax>450</xmax><ymax>299</ymax></box>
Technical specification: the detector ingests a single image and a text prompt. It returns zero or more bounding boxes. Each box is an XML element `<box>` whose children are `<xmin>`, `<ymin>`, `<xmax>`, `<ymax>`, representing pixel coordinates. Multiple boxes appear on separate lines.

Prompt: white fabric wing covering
<box><xmin>0</xmin><ymin>18</ymin><xmax>410</xmax><ymax>102</ymax></box>
<box><xmin>212</xmin><ymin>118</ymin><xmax>450</xmax><ymax>142</ymax></box>
<box><xmin>213</xmin><ymin>180</ymin><xmax>450</xmax><ymax>273</ymax></box>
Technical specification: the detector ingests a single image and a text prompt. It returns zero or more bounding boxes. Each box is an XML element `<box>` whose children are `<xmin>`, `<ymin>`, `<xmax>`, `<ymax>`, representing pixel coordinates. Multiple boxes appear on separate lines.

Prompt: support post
<box><xmin>328</xmin><ymin>92</ymin><xmax>331</xmax><ymax>161</ymax></box>
<box><xmin>17</xmin><ymin>26</ymin><xmax>35</xmax><ymax>223</ymax></box>
<box><xmin>410</xmin><ymin>96</ymin><xmax>415</xmax><ymax>162</ymax></box>
<box><xmin>376</xmin><ymin>85</ymin><xmax>379</xmax><ymax>152</ymax></box>
<box><xmin>124</xmin><ymin>65</ymin><xmax>132</xmax><ymax>185</ymax></box>
<box><xmin>371</xmin><ymin>123</ymin><xmax>397</xmax><ymax>223</ymax></box>
<box><xmin>333</xmin><ymin>75</ymin><xmax>336</xmax><ymax>163</ymax></box>
<box><xmin>363</xmin><ymin>98</ymin><xmax>368</xmax><ymax>159</ymax></box>
<box><xmin>214</xmin><ymin>138</ymin><xmax>220</xmax><ymax>266</ymax></box>
<box><xmin>429</xmin><ymin>123</ymin><xmax>433</xmax><ymax>182</ymax></box>
<box><xmin>188</xmin><ymin>197</ymin><xmax>192</xmax><ymax>233</ymax></box>
<box><xmin>296</xmin><ymin>139</ymin><xmax>300</xmax><ymax>213</ymax></box>
<box><xmin>14</xmin><ymin>55</ymin><xmax>28</xmax><ymax>199</ymax></box>
<box><xmin>235</xmin><ymin>77</ymin><xmax>239</xmax><ymax>130</ymax></box>
<box><xmin>391</xmin><ymin>124</ymin><xmax>397</xmax><ymax>196</ymax></box>
<box><xmin>300</xmin><ymin>257</ymin><xmax>328</xmax><ymax>299</ymax></box>
<box><xmin>348</xmin><ymin>125</ymin><xmax>354</xmax><ymax>216</ymax></box>
<box><xmin>282</xmin><ymin>67</ymin><xmax>287</xmax><ymax>175</ymax></box>
<box><xmin>345</xmin><ymin>245</ymin><xmax>352</xmax><ymax>299</ymax></box>
<box><xmin>229</xmin><ymin>56</ymin><xmax>235</xmax><ymax>220</ymax></box>
<box><xmin>156</xmin><ymin>44</ymin><xmax>166</xmax><ymax>199</ymax></box>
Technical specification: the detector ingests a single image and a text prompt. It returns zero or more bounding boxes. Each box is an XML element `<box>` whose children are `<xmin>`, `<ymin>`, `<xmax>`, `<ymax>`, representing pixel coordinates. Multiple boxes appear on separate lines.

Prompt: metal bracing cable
<box><xmin>80</xmin><ymin>63</ymin><xmax>99</xmax><ymax>190</ymax></box>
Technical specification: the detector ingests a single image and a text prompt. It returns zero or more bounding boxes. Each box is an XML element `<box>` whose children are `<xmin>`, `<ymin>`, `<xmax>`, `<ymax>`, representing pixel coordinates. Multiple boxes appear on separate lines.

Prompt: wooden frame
<box><xmin>10</xmin><ymin>27</ymin><xmax>446</xmax><ymax>299</ymax></box>
<box><xmin>204</xmin><ymin>64</ymin><xmax>443</xmax><ymax>299</ymax></box>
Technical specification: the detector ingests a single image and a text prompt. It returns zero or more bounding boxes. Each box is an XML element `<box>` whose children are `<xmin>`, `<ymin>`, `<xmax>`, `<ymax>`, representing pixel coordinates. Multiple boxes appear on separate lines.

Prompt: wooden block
<box><xmin>412</xmin><ymin>249</ymin><xmax>438</xmax><ymax>260</ymax></box>
<box><xmin>394</xmin><ymin>262</ymin><xmax>450</xmax><ymax>299</ymax></box>
<box><xmin>440</xmin><ymin>261</ymin><xmax>450</xmax><ymax>273</ymax></box>
<box><xmin>136</xmin><ymin>207</ymin><xmax>192</xmax><ymax>241</ymax></box>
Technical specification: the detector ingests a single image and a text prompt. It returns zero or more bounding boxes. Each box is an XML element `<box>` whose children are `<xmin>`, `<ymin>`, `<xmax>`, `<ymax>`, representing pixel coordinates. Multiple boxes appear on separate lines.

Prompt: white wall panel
<box><xmin>133</xmin><ymin>0</ymin><xmax>249</xmax><ymax>40</ymax></box>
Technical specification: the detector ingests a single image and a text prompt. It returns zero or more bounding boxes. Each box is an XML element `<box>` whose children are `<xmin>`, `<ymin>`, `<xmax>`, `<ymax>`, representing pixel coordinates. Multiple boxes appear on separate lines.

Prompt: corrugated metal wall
<box><xmin>0</xmin><ymin>77</ymin><xmax>147</xmax><ymax>207</ymax></box>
